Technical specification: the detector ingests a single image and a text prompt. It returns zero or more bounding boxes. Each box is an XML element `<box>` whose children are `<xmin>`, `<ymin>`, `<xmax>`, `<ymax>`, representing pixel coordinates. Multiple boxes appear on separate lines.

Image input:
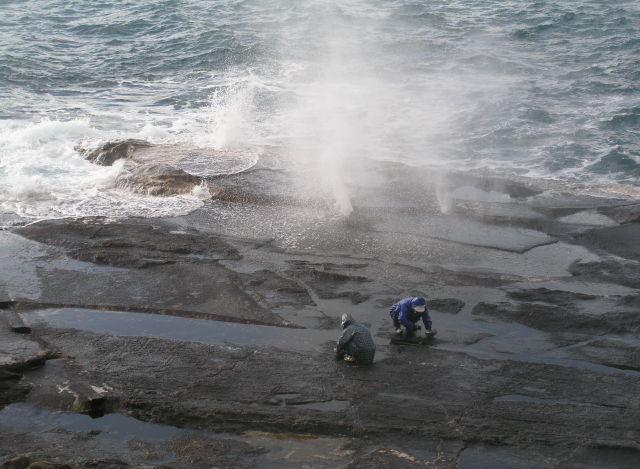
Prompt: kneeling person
<box><xmin>334</xmin><ymin>314</ymin><xmax>376</xmax><ymax>364</ymax></box>
<box><xmin>389</xmin><ymin>296</ymin><xmax>432</xmax><ymax>338</ymax></box>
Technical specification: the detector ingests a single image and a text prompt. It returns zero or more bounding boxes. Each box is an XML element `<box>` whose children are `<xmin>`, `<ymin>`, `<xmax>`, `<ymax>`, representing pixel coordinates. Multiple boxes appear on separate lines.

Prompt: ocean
<box><xmin>1</xmin><ymin>0</ymin><xmax>639</xmax><ymax>221</ymax></box>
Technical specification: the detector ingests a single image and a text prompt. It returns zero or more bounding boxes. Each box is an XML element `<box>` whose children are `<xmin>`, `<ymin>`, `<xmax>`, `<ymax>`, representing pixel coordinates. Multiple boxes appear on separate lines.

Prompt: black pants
<box><xmin>392</xmin><ymin>312</ymin><xmax>414</xmax><ymax>338</ymax></box>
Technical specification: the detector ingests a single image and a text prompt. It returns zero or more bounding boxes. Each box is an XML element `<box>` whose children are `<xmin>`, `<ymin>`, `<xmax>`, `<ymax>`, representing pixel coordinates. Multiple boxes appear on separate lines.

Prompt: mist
<box><xmin>271</xmin><ymin>1</ymin><xmax>506</xmax><ymax>217</ymax></box>
<box><xmin>197</xmin><ymin>1</ymin><xmax>518</xmax><ymax>218</ymax></box>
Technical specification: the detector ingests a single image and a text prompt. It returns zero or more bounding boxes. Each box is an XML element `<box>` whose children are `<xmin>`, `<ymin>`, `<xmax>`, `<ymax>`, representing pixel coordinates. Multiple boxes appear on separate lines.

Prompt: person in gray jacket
<box><xmin>334</xmin><ymin>313</ymin><xmax>376</xmax><ymax>364</ymax></box>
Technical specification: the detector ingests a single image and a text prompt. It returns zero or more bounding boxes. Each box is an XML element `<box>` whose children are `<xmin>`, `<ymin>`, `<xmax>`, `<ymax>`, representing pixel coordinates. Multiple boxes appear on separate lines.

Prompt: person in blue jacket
<box><xmin>389</xmin><ymin>296</ymin><xmax>432</xmax><ymax>337</ymax></box>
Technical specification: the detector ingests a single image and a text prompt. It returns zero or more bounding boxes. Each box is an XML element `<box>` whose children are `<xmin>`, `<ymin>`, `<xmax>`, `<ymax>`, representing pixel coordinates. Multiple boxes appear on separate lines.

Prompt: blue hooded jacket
<box><xmin>389</xmin><ymin>297</ymin><xmax>432</xmax><ymax>329</ymax></box>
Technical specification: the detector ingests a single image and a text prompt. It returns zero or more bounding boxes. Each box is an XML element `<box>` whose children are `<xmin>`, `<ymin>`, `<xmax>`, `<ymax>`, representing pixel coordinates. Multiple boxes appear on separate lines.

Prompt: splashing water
<box><xmin>1</xmin><ymin>0</ymin><xmax>639</xmax><ymax>223</ymax></box>
<box><xmin>0</xmin><ymin>119</ymin><xmax>209</xmax><ymax>223</ymax></box>
<box><xmin>202</xmin><ymin>83</ymin><xmax>256</xmax><ymax>151</ymax></box>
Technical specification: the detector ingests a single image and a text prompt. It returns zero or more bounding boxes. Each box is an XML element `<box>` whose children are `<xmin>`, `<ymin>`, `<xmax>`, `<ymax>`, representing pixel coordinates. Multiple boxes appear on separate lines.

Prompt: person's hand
<box><xmin>414</xmin><ymin>325</ymin><xmax>421</xmax><ymax>331</ymax></box>
<box><xmin>334</xmin><ymin>348</ymin><xmax>339</xmax><ymax>354</ymax></box>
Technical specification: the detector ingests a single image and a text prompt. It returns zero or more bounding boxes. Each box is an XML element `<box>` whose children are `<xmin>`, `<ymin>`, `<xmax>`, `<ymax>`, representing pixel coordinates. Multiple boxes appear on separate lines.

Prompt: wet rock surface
<box><xmin>471</xmin><ymin>300</ymin><xmax>640</xmax><ymax>335</ymax></box>
<box><xmin>575</xmin><ymin>223</ymin><xmax>640</xmax><ymax>261</ymax></box>
<box><xmin>598</xmin><ymin>202</ymin><xmax>640</xmax><ymax>224</ymax></box>
<box><xmin>426</xmin><ymin>298</ymin><xmax>465</xmax><ymax>314</ymax></box>
<box><xmin>75</xmin><ymin>139</ymin><xmax>149</xmax><ymax>167</ymax></box>
<box><xmin>2</xmin><ymin>148</ymin><xmax>640</xmax><ymax>467</ymax></box>
<box><xmin>166</xmin><ymin>433</ymin><xmax>268</xmax><ymax>469</ymax></box>
<box><xmin>114</xmin><ymin>163</ymin><xmax>203</xmax><ymax>196</ymax></box>
<box><xmin>11</xmin><ymin>219</ymin><xmax>298</xmax><ymax>328</ymax></box>
<box><xmin>0</xmin><ymin>456</ymin><xmax>76</xmax><ymax>469</ymax></box>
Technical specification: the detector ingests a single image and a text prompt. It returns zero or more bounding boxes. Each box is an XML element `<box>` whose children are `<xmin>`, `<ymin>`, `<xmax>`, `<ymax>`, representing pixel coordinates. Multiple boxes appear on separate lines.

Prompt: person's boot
<box><xmin>343</xmin><ymin>354</ymin><xmax>355</xmax><ymax>362</ymax></box>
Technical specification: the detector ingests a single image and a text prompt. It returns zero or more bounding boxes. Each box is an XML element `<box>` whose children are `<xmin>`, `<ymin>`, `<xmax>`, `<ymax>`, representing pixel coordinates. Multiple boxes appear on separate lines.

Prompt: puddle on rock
<box><xmin>21</xmin><ymin>308</ymin><xmax>338</xmax><ymax>353</ymax></box>
<box><xmin>0</xmin><ymin>402</ymin><xmax>181</xmax><ymax>441</ymax></box>
<box><xmin>436</xmin><ymin>319</ymin><xmax>640</xmax><ymax>377</ymax></box>
<box><xmin>0</xmin><ymin>403</ymin><xmax>356</xmax><ymax>468</ymax></box>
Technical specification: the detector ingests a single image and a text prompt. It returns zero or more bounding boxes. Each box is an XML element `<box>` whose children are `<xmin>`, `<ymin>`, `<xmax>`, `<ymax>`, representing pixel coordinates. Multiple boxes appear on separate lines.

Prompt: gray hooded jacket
<box><xmin>336</xmin><ymin>314</ymin><xmax>376</xmax><ymax>364</ymax></box>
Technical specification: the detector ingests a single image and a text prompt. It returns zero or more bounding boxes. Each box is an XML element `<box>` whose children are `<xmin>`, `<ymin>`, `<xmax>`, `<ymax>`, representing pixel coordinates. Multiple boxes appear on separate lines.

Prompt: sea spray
<box><xmin>282</xmin><ymin>6</ymin><xmax>384</xmax><ymax>217</ymax></box>
<box><xmin>202</xmin><ymin>83</ymin><xmax>256</xmax><ymax>151</ymax></box>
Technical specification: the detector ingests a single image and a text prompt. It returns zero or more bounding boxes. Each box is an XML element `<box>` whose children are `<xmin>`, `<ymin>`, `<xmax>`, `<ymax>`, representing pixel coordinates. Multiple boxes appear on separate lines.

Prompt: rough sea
<box><xmin>1</xmin><ymin>0</ymin><xmax>639</xmax><ymax>221</ymax></box>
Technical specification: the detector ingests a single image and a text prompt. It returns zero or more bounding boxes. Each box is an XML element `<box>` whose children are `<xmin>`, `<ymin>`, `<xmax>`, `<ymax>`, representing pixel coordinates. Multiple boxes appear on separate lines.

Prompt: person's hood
<box><xmin>411</xmin><ymin>297</ymin><xmax>427</xmax><ymax>309</ymax></box>
<box><xmin>341</xmin><ymin>313</ymin><xmax>354</xmax><ymax>328</ymax></box>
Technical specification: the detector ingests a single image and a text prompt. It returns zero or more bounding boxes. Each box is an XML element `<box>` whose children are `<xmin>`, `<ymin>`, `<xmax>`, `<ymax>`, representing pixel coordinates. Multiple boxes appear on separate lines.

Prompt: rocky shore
<box><xmin>1</xmin><ymin>142</ymin><xmax>640</xmax><ymax>468</ymax></box>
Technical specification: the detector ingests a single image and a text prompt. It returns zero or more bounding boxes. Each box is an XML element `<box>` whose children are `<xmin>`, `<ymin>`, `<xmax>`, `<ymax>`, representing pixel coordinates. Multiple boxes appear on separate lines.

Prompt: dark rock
<box><xmin>77</xmin><ymin>139</ymin><xmax>149</xmax><ymax>166</ymax></box>
<box><xmin>24</xmin><ymin>359</ymin><xmax>111</xmax><ymax>417</ymax></box>
<box><xmin>123</xmin><ymin>438</ymin><xmax>160</xmax><ymax>460</ymax></box>
<box><xmin>0</xmin><ymin>456</ymin><xmax>76</xmax><ymax>469</ymax></box>
<box><xmin>17</xmin><ymin>218</ymin><xmax>242</xmax><ymax>269</ymax></box>
<box><xmin>72</xmin><ymin>430</ymin><xmax>103</xmax><ymax>441</ymax></box>
<box><xmin>6</xmin><ymin>312</ymin><xmax>30</xmax><ymax>334</ymax></box>
<box><xmin>557</xmin><ymin>338</ymin><xmax>640</xmax><ymax>372</ymax></box>
<box><xmin>598</xmin><ymin>203</ymin><xmax>640</xmax><ymax>224</ymax></box>
<box><xmin>316</xmin><ymin>315</ymin><xmax>342</xmax><ymax>330</ymax></box>
<box><xmin>506</xmin><ymin>183</ymin><xmax>544</xmax><ymax>199</ymax></box>
<box><xmin>507</xmin><ymin>288</ymin><xmax>598</xmax><ymax>305</ymax></box>
<box><xmin>423</xmin><ymin>266</ymin><xmax>521</xmax><ymax>287</ymax></box>
<box><xmin>0</xmin><ymin>313</ymin><xmax>45</xmax><ymax>372</ymax></box>
<box><xmin>575</xmin><ymin>224</ymin><xmax>640</xmax><ymax>261</ymax></box>
<box><xmin>569</xmin><ymin>260</ymin><xmax>640</xmax><ymax>289</ymax></box>
<box><xmin>286</xmin><ymin>265</ymin><xmax>371</xmax><ymax>303</ymax></box>
<box><xmin>618</xmin><ymin>295</ymin><xmax>640</xmax><ymax>308</ymax></box>
<box><xmin>442</xmin><ymin>172</ymin><xmax>544</xmax><ymax>200</ymax></box>
<box><xmin>81</xmin><ymin>458</ymin><xmax>130</xmax><ymax>468</ymax></box>
<box><xmin>548</xmin><ymin>332</ymin><xmax>592</xmax><ymax>348</ymax></box>
<box><xmin>166</xmin><ymin>434</ymin><xmax>268</xmax><ymax>469</ymax></box>
<box><xmin>212</xmin><ymin>187</ymin><xmax>300</xmax><ymax>207</ymax></box>
<box><xmin>114</xmin><ymin>163</ymin><xmax>203</xmax><ymax>196</ymax></box>
<box><xmin>288</xmin><ymin>268</ymin><xmax>370</xmax><ymax>285</ymax></box>
<box><xmin>451</xmin><ymin>200</ymin><xmax>547</xmax><ymax>228</ymax></box>
<box><xmin>471</xmin><ymin>301</ymin><xmax>640</xmax><ymax>334</ymax></box>
<box><xmin>470</xmin><ymin>302</ymin><xmax>510</xmax><ymax>318</ymax></box>
<box><xmin>335</xmin><ymin>291</ymin><xmax>371</xmax><ymax>305</ymax></box>
<box><xmin>229</xmin><ymin>269</ymin><xmax>315</xmax><ymax>308</ymax></box>
<box><xmin>373</xmin><ymin>297</ymin><xmax>397</xmax><ymax>308</ymax></box>
<box><xmin>427</xmin><ymin>298</ymin><xmax>465</xmax><ymax>314</ymax></box>
<box><xmin>343</xmin><ymin>446</ymin><xmax>432</xmax><ymax>468</ymax></box>
<box><xmin>0</xmin><ymin>371</ymin><xmax>21</xmax><ymax>382</ymax></box>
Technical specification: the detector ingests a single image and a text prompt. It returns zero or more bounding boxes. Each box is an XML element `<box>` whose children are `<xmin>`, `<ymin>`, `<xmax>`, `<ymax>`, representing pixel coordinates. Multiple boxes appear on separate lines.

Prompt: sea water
<box><xmin>1</xmin><ymin>0</ymin><xmax>639</xmax><ymax>221</ymax></box>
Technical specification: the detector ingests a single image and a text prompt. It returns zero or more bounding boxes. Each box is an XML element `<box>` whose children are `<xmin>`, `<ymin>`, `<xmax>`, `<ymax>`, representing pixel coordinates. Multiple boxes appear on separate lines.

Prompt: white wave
<box><xmin>0</xmin><ymin>119</ymin><xmax>118</xmax><ymax>202</ymax></box>
<box><xmin>3</xmin><ymin>189</ymin><xmax>204</xmax><ymax>221</ymax></box>
<box><xmin>0</xmin><ymin>119</ymin><xmax>209</xmax><ymax>221</ymax></box>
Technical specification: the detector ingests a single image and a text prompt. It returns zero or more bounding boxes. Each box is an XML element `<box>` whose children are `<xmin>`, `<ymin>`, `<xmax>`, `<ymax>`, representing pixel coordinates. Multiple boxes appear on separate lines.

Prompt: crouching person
<box><xmin>334</xmin><ymin>313</ymin><xmax>376</xmax><ymax>364</ymax></box>
<box><xmin>389</xmin><ymin>296</ymin><xmax>432</xmax><ymax>338</ymax></box>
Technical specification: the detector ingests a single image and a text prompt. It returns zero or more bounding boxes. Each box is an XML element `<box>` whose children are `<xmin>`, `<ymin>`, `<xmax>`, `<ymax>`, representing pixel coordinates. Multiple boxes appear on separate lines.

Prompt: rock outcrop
<box><xmin>0</xmin><ymin>457</ymin><xmax>76</xmax><ymax>469</ymax></box>
<box><xmin>114</xmin><ymin>163</ymin><xmax>203</xmax><ymax>196</ymax></box>
<box><xmin>76</xmin><ymin>139</ymin><xmax>149</xmax><ymax>166</ymax></box>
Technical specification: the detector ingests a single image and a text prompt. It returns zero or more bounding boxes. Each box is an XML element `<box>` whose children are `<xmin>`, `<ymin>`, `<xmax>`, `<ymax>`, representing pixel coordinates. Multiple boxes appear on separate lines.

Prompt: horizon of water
<box><xmin>1</xmin><ymin>0</ymin><xmax>640</xmax><ymax>220</ymax></box>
